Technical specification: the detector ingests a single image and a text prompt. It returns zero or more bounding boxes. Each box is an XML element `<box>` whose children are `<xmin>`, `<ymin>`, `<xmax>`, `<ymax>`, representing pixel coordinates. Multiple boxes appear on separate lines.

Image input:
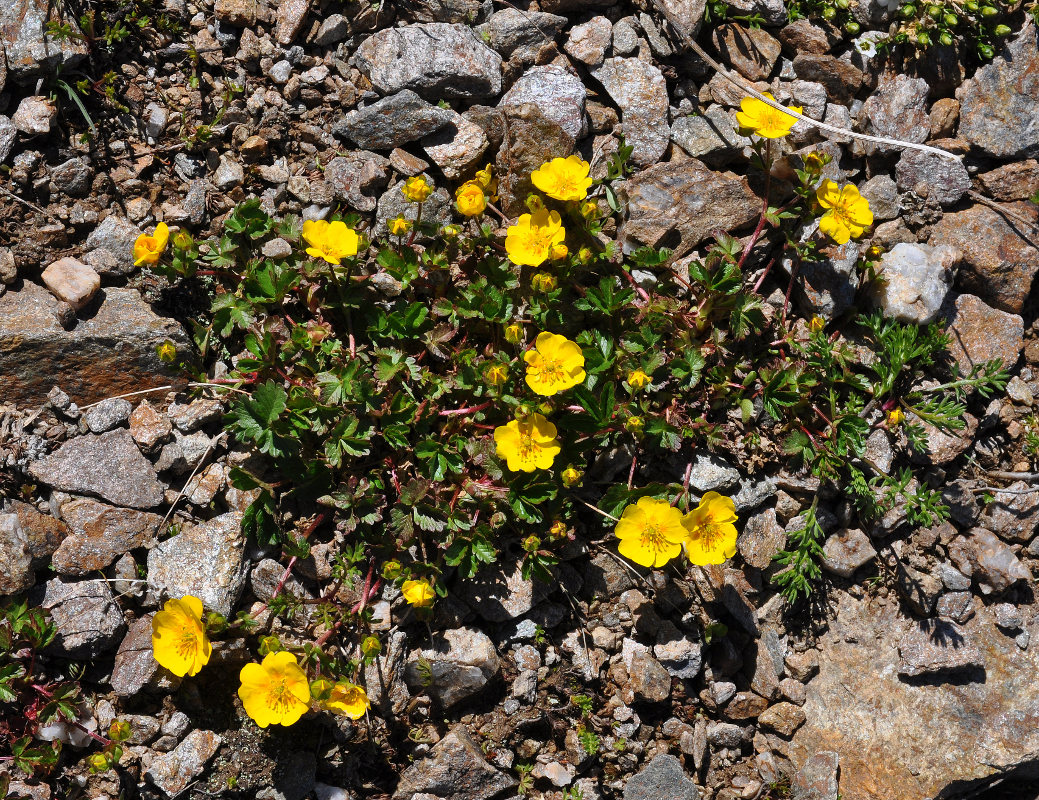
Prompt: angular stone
<box><xmin>759</xmin><ymin>702</ymin><xmax>807</xmax><ymax>737</ymax></box>
<box><xmin>671</xmin><ymin>105</ymin><xmax>750</xmax><ymax>165</ymax></box>
<box><xmin>485</xmin><ymin>9</ymin><xmax>566</xmax><ymax>64</ymax></box>
<box><xmin>2</xmin><ymin>0</ymin><xmax>87</xmax><ymax>81</ymax></box>
<box><xmin>778</xmin><ymin>20</ymin><xmax>837</xmax><ymax>55</ymax></box>
<box><xmin>29</xmin><ymin>429</ymin><xmax>164</xmax><ymax>509</ymax></box>
<box><xmin>623</xmin><ymin>754</ymin><xmax>700</xmax><ymax>800</ymax></box>
<box><xmin>332</xmin><ymin>90</ymin><xmax>454</xmax><ymax>151</ymax></box>
<box><xmin>500</xmin><ymin>64</ymin><xmax>587</xmax><ymax>141</ymax></box>
<box><xmin>712</xmin><ymin>24</ymin><xmax>781</xmax><ymax>82</ymax></box>
<box><xmin>792</xmin><ymin>55</ymin><xmax>862</xmax><ymax>103</ymax></box>
<box><xmin>404</xmin><ymin>627</ymin><xmax>500</xmax><ymax>707</ymax></box>
<box><xmin>51</xmin><ymin>498</ymin><xmax>162</xmax><ymax>576</ymax></box>
<box><xmin>374</xmin><ymin>179</ymin><xmax>453</xmax><ymax>235</ymax></box>
<box><xmin>791</xmin><ymin>752</ymin><xmax>838</xmax><ymax>800</ymax></box>
<box><xmin>949</xmin><ymin>528</ymin><xmax>1032</xmax><ymax>596</ymax></box>
<box><xmin>322</xmin><ymin>152</ymin><xmax>390</xmax><ymax>213</ymax></box>
<box><xmin>930</xmin><ymin>203</ymin><xmax>1039</xmax><ymax>314</ymax></box>
<box><xmin>957</xmin><ymin>27</ymin><xmax>1039</xmax><ymax>159</ymax></box>
<box><xmin>565</xmin><ymin>16</ymin><xmax>612</xmax><ymax>67</ymax></box>
<box><xmin>687</xmin><ymin>454</ymin><xmax>740</xmax><ymax>493</ymax></box>
<box><xmin>629</xmin><ymin>650</ymin><xmax>672</xmax><ymax>702</ymax></box>
<box><xmin>422</xmin><ymin>112</ymin><xmax>489</xmax><ymax>181</ymax></box>
<box><xmin>738</xmin><ymin>507</ymin><xmax>786</xmax><ymax>570</ymax></box>
<box><xmin>977</xmin><ymin>160</ymin><xmax>1039</xmax><ymax>202</ymax></box>
<box><xmin>725</xmin><ymin>691</ymin><xmax>770</xmax><ymax>720</ymax></box>
<box><xmin>495</xmin><ymin>102</ymin><xmax>575</xmax><ymax>215</ymax></box>
<box><xmin>858</xmin><ymin>74</ymin><xmax>929</xmax><ymax>154</ymax></box>
<box><xmin>146</xmin><ymin>729</ymin><xmax>222</xmax><ymax>797</ymax></box>
<box><xmin>83</xmin><ymin>398</ymin><xmax>132</xmax><ymax>434</ymax></box>
<box><xmin>147</xmin><ymin>512</ymin><xmax>248</xmax><ymax>616</ymax></box>
<box><xmin>592</xmin><ymin>58</ymin><xmax>670</xmax><ymax>167</ymax></box>
<box><xmin>786</xmin><ymin>226</ymin><xmax>860</xmax><ymax>319</ymax></box>
<box><xmin>895</xmin><ymin>149</ymin><xmax>971</xmax><ymax>206</ymax></box>
<box><xmin>942</xmin><ymin>294</ymin><xmax>1024</xmax><ymax>374</ymax></box>
<box><xmin>654</xmin><ymin>627</ymin><xmax>703</xmax><ymax>679</ymax></box>
<box><xmin>37</xmin><ymin>577</ymin><xmax>125</xmax><ymax>658</ymax></box>
<box><xmin>356</xmin><ymin>24</ymin><xmax>502</xmax><ymax>102</ymax></box>
<box><xmin>898</xmin><ymin>619</ymin><xmax>985</xmax><ymax>678</ymax></box>
<box><xmin>85</xmin><ymin>215</ymin><xmax>145</xmax><ymax>276</ymax></box>
<box><xmin>0</xmin><ymin>513</ymin><xmax>35</xmax><ymax>595</ymax></box>
<box><xmin>130</xmin><ymin>400</ymin><xmax>173</xmax><ymax>451</ymax></box>
<box><xmin>621</xmin><ymin>158</ymin><xmax>759</xmax><ymax>253</ymax></box>
<box><xmin>820</xmin><ymin>529</ymin><xmax>876</xmax><ymax>578</ymax></box>
<box><xmin>12</xmin><ymin>95</ymin><xmax>56</xmax><ymax>134</ymax></box>
<box><xmin>111</xmin><ymin>614</ymin><xmax>180</xmax><ymax>697</ymax></box>
<box><xmin>456</xmin><ymin>560</ymin><xmax>548</xmax><ymax>623</ymax></box>
<box><xmin>393</xmin><ymin>729</ymin><xmax>515</xmax><ymax>800</ymax></box>
<box><xmin>274</xmin><ymin>0</ymin><xmax>309</xmax><ymax>45</ymax></box>
<box><xmin>981</xmin><ymin>482</ymin><xmax>1039</xmax><ymax>543</ymax></box>
<box><xmin>870</xmin><ymin>242</ymin><xmax>958</xmax><ymax>325</ymax></box>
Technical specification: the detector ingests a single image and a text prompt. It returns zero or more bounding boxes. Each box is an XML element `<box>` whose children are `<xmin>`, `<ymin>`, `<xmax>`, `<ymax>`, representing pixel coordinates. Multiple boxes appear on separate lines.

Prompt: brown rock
<box><xmin>859</xmin><ymin>74</ymin><xmax>930</xmax><ymax>154</ymax></box>
<box><xmin>51</xmin><ymin>498</ymin><xmax>162</xmax><ymax>576</ymax></box>
<box><xmin>942</xmin><ymin>293</ymin><xmax>1024</xmax><ymax>374</ymax></box>
<box><xmin>129</xmin><ymin>400</ymin><xmax>173</xmax><ymax>452</ymax></box>
<box><xmin>111</xmin><ymin>614</ymin><xmax>180</xmax><ymax>697</ymax></box>
<box><xmin>274</xmin><ymin>0</ymin><xmax>310</xmax><ymax>45</ymax></box>
<box><xmin>495</xmin><ymin>102</ymin><xmax>575</xmax><ymax>215</ymax></box>
<box><xmin>629</xmin><ymin>650</ymin><xmax>672</xmax><ymax>703</ymax></box>
<box><xmin>9</xmin><ymin>500</ymin><xmax>68</xmax><ymax>561</ymax></box>
<box><xmin>930</xmin><ymin>203</ymin><xmax>1039</xmax><ymax>313</ymax></box>
<box><xmin>41</xmin><ymin>257</ymin><xmax>100</xmax><ymax>311</ymax></box>
<box><xmin>792</xmin><ymin>54</ymin><xmax>862</xmax><ymax>103</ymax></box>
<box><xmin>778</xmin><ymin>19</ymin><xmax>838</xmax><ymax>55</ymax></box>
<box><xmin>724</xmin><ymin>691</ymin><xmax>769</xmax><ymax>719</ymax></box>
<box><xmin>738</xmin><ymin>507</ymin><xmax>786</xmax><ymax>569</ymax></box>
<box><xmin>712</xmin><ymin>24</ymin><xmax>782</xmax><ymax>82</ymax></box>
<box><xmin>759</xmin><ymin>702</ymin><xmax>807</xmax><ymax>737</ymax></box>
<box><xmin>214</xmin><ymin>0</ymin><xmax>256</xmax><ymax>26</ymax></box>
<box><xmin>928</xmin><ymin>97</ymin><xmax>959</xmax><ymax>140</ymax></box>
<box><xmin>977</xmin><ymin>160</ymin><xmax>1039</xmax><ymax>202</ymax></box>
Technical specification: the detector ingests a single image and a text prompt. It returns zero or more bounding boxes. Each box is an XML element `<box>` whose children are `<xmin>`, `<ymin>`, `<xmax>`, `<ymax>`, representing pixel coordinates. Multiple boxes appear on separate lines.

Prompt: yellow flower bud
<box><xmin>525</xmin><ymin>194</ymin><xmax>545</xmax><ymax>213</ymax></box>
<box><xmin>808</xmin><ymin>316</ymin><xmax>826</xmax><ymax>334</ymax></box>
<box><xmin>550</xmin><ymin>243</ymin><xmax>568</xmax><ymax>261</ymax></box>
<box><xmin>362</xmin><ymin>635</ymin><xmax>382</xmax><ymax>657</ymax></box>
<box><xmin>156</xmin><ymin>341</ymin><xmax>177</xmax><ymax>363</ymax></box>
<box><xmin>561</xmin><ymin>465</ymin><xmax>582</xmax><ymax>487</ymax></box>
<box><xmin>886</xmin><ymin>408</ymin><xmax>905</xmax><ymax>426</ymax></box>
<box><xmin>441</xmin><ymin>224</ymin><xmax>461</xmax><ymax>238</ymax></box>
<box><xmin>310</xmin><ymin>678</ymin><xmax>334</xmax><ymax>702</ymax></box>
<box><xmin>523</xmin><ymin>535</ymin><xmax>541</xmax><ymax>552</ymax></box>
<box><xmin>580</xmin><ymin>200</ymin><xmax>599</xmax><ymax>220</ymax></box>
<box><xmin>515</xmin><ymin>403</ymin><xmax>534</xmax><ymax>421</ymax></box>
<box><xmin>625</xmin><ymin>416</ymin><xmax>645</xmax><ymax>436</ymax></box>
<box><xmin>868</xmin><ymin>244</ymin><xmax>884</xmax><ymax>259</ymax></box>
<box><xmin>382</xmin><ymin>560</ymin><xmax>402</xmax><ymax>580</ymax></box>
<box><xmin>402</xmin><ymin>176</ymin><xmax>432</xmax><ymax>203</ymax></box>
<box><xmin>627</xmin><ymin>369</ymin><xmax>651</xmax><ymax>390</ymax></box>
<box><xmin>485</xmin><ymin>363</ymin><xmax>509</xmax><ymax>387</ymax></box>
<box><xmin>88</xmin><ymin>753</ymin><xmax>111</xmax><ymax>773</ymax></box>
<box><xmin>389</xmin><ymin>216</ymin><xmax>412</xmax><ymax>236</ymax></box>
<box><xmin>172</xmin><ymin>230</ymin><xmax>194</xmax><ymax>251</ymax></box>
<box><xmin>549</xmin><ymin>521</ymin><xmax>567</xmax><ymax>538</ymax></box>
<box><xmin>505</xmin><ymin>323</ymin><xmax>524</xmax><ymax>344</ymax></box>
<box><xmin>531</xmin><ymin>271</ymin><xmax>558</xmax><ymax>292</ymax></box>
<box><xmin>258</xmin><ymin>635</ymin><xmax>283</xmax><ymax>657</ymax></box>
<box><xmin>108</xmin><ymin>720</ymin><xmax>132</xmax><ymax>742</ymax></box>
<box><xmin>577</xmin><ymin>246</ymin><xmax>593</xmax><ymax>264</ymax></box>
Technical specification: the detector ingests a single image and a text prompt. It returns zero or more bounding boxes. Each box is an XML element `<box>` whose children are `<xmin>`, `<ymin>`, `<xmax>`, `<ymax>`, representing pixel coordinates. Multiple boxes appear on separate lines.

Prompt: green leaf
<box><xmin>226</xmin><ymin>381</ymin><xmax>287</xmax><ymax>456</ymax></box>
<box><xmin>241</xmin><ymin>489</ymin><xmax>281</xmax><ymax>546</ymax></box>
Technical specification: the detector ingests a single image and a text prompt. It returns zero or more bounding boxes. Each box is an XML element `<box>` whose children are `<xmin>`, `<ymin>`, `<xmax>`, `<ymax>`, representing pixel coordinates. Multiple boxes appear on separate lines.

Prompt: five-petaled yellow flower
<box><xmin>808</xmin><ymin>316</ymin><xmax>826</xmax><ymax>334</ymax></box>
<box><xmin>402</xmin><ymin>579</ymin><xmax>436</xmax><ymax>607</ymax></box>
<box><xmin>615</xmin><ymin>497</ymin><xmax>687</xmax><ymax>568</ymax></box>
<box><xmin>133</xmin><ymin>222</ymin><xmax>170</xmax><ymax>266</ymax></box>
<box><xmin>325</xmin><ymin>681</ymin><xmax>370</xmax><ymax>720</ymax></box>
<box><xmin>402</xmin><ymin>176</ymin><xmax>432</xmax><ymax>203</ymax></box>
<box><xmin>238</xmin><ymin>651</ymin><xmax>312</xmax><ymax>728</ymax></box>
<box><xmin>455</xmin><ymin>181</ymin><xmax>487</xmax><ymax>217</ymax></box>
<box><xmin>301</xmin><ymin>220</ymin><xmax>360</xmax><ymax>264</ymax></box>
<box><xmin>505</xmin><ymin>209</ymin><xmax>566</xmax><ymax>267</ymax></box>
<box><xmin>151</xmin><ymin>595</ymin><xmax>211</xmax><ymax>677</ymax></box>
<box><xmin>682</xmin><ymin>491</ymin><xmax>739</xmax><ymax>566</ymax></box>
<box><xmin>627</xmin><ymin>369</ymin><xmax>651</xmax><ymax>391</ymax></box>
<box><xmin>816</xmin><ymin>180</ymin><xmax>874</xmax><ymax>245</ymax></box>
<box><xmin>735</xmin><ymin>93</ymin><xmax>803</xmax><ymax>139</ymax></box>
<box><xmin>389</xmin><ymin>216</ymin><xmax>412</xmax><ymax>236</ymax></box>
<box><xmin>524</xmin><ymin>332</ymin><xmax>586</xmax><ymax>396</ymax></box>
<box><xmin>531</xmin><ymin>155</ymin><xmax>593</xmax><ymax>202</ymax></box>
<box><xmin>494</xmin><ymin>413</ymin><xmax>562</xmax><ymax>472</ymax></box>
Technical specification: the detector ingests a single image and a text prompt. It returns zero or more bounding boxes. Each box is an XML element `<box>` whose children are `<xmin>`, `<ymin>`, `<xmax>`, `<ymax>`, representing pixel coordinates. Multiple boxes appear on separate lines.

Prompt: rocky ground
<box><xmin>2</xmin><ymin>0</ymin><xmax>1039</xmax><ymax>799</ymax></box>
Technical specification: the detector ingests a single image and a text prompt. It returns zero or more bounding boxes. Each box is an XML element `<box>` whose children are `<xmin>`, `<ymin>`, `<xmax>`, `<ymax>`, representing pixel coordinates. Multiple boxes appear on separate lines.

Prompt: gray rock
<box><xmin>671</xmin><ymin>105</ymin><xmax>750</xmax><ymax>165</ymax></box>
<box><xmin>898</xmin><ymin>619</ymin><xmax>984</xmax><ymax>677</ymax></box>
<box><xmin>2</xmin><ymin>0</ymin><xmax>87</xmax><ymax>81</ymax></box>
<box><xmin>147</xmin><ymin>512</ymin><xmax>248</xmax><ymax>616</ymax></box>
<box><xmin>791</xmin><ymin>752</ymin><xmax>839</xmax><ymax>800</ymax></box>
<box><xmin>144</xmin><ymin>102</ymin><xmax>168</xmax><ymax>140</ymax></box>
<box><xmin>593</xmin><ymin>58</ymin><xmax>670</xmax><ymax>167</ymax></box>
<box><xmin>405</xmin><ymin>627</ymin><xmax>500</xmax><ymax>707</ymax></box>
<box><xmin>713</xmin><ymin>23</ymin><xmax>781</xmax><ymax>81</ymax></box>
<box><xmin>12</xmin><ymin>95</ymin><xmax>56</xmax><ymax>134</ymax></box>
<box><xmin>621</xmin><ymin>158</ymin><xmax>759</xmax><ymax>253</ymax></box>
<box><xmin>738</xmin><ymin>507</ymin><xmax>786</xmax><ymax>570</ymax></box>
<box><xmin>948</xmin><ymin>528</ymin><xmax>1032</xmax><ymax>596</ymax></box>
<box><xmin>355</xmin><ymin>23</ymin><xmax>502</xmax><ymax>102</ymax></box>
<box><xmin>981</xmin><ymin>482</ymin><xmax>1039</xmax><ymax>543</ymax></box>
<box><xmin>500</xmin><ymin>64</ymin><xmax>587</xmax><ymax>141</ymax></box>
<box><xmin>688</xmin><ymin>453</ymin><xmax>740</xmax><ymax>493</ymax></box>
<box><xmin>456</xmin><ymin>560</ymin><xmax>548</xmax><ymax>622</ymax></box>
<box><xmin>784</xmin><ymin>222</ymin><xmax>860</xmax><ymax>319</ymax></box>
<box><xmin>957</xmin><ymin>27</ymin><xmax>1039</xmax><ymax>159</ymax></box>
<box><xmin>0</xmin><ymin>117</ymin><xmax>17</xmax><ymax>165</ymax></box>
<box><xmin>146</xmin><ymin>730</ymin><xmax>222</xmax><ymax>797</ymax></box>
<box><xmin>111</xmin><ymin>614</ymin><xmax>180</xmax><ymax>696</ymax></box>
<box><xmin>820</xmin><ymin>529</ymin><xmax>876</xmax><ymax>578</ymax></box>
<box><xmin>711</xmin><ymin>681</ymin><xmax>737</xmax><ymax>705</ymax></box>
<box><xmin>83</xmin><ymin>397</ymin><xmax>132</xmax><ymax>433</ymax></box>
<box><xmin>37</xmin><ymin>577</ymin><xmax>125</xmax><ymax>658</ymax></box>
<box><xmin>314</xmin><ymin>14</ymin><xmax>350</xmax><ymax>46</ymax></box>
<box><xmin>993</xmin><ymin>603</ymin><xmax>1024</xmax><ymax>631</ymax></box>
<box><xmin>29</xmin><ymin>429</ymin><xmax>164</xmax><ymax>509</ymax></box>
<box><xmin>322</xmin><ymin>152</ymin><xmax>391</xmax><ymax>213</ymax></box>
<box><xmin>422</xmin><ymin>111</ymin><xmax>489</xmax><ymax>181</ymax></box>
<box><xmin>273</xmin><ymin>0</ymin><xmax>308</xmax><ymax>45</ymax></box>
<box><xmin>629</xmin><ymin>649</ymin><xmax>673</xmax><ymax>702</ymax></box>
<box><xmin>49</xmin><ymin>158</ymin><xmax>92</xmax><ymax>197</ymax></box>
<box><xmin>895</xmin><ymin>149</ymin><xmax>971</xmax><ymax>206</ymax></box>
<box><xmin>0</xmin><ymin>513</ymin><xmax>35</xmax><ymax>595</ymax></box>
<box><xmin>85</xmin><ymin>215</ymin><xmax>144</xmax><ymax>276</ymax></box>
<box><xmin>859</xmin><ymin>175</ymin><xmax>900</xmax><ymax>222</ymax></box>
<box><xmin>41</xmin><ymin>257</ymin><xmax>100</xmax><ymax>312</ymax></box>
<box><xmin>935</xmin><ymin>591</ymin><xmax>974</xmax><ymax>624</ymax></box>
<box><xmin>942</xmin><ymin>293</ymin><xmax>1023</xmax><ymax>376</ymax></box>
<box><xmin>565</xmin><ymin>16</ymin><xmax>612</xmax><ymax>66</ymax></box>
<box><xmin>333</xmin><ymin>90</ymin><xmax>454</xmax><ymax>151</ymax></box>
<box><xmin>612</xmin><ymin>17</ymin><xmax>639</xmax><ymax>56</ymax></box>
<box><xmin>938</xmin><ymin>562</ymin><xmax>971</xmax><ymax>592</ymax></box>
<box><xmin>213</xmin><ymin>155</ymin><xmax>244</xmax><ymax>190</ymax></box>
<box><xmin>623</xmin><ymin>754</ymin><xmax>699</xmax><ymax>800</ymax></box>
<box><xmin>259</xmin><ymin>751</ymin><xmax>316</xmax><ymax>800</ymax></box>
<box><xmin>393</xmin><ymin>728</ymin><xmax>516</xmax><ymax>800</ymax></box>
<box><xmin>792</xmin><ymin>54</ymin><xmax>861</xmax><ymax>103</ymax></box>
<box><xmin>707</xmin><ymin>721</ymin><xmax>749</xmax><ymax>748</ymax></box>
<box><xmin>51</xmin><ymin>498</ymin><xmax>162</xmax><ymax>576</ymax></box>
<box><xmin>870</xmin><ymin>242</ymin><xmax>958</xmax><ymax>324</ymax></box>
<box><xmin>167</xmin><ymin>398</ymin><xmax>223</xmax><ymax>433</ymax></box>
<box><xmin>725</xmin><ymin>0</ymin><xmax>787</xmax><ymax>23</ymax></box>
<box><xmin>485</xmin><ymin>8</ymin><xmax>566</xmax><ymax>63</ymax></box>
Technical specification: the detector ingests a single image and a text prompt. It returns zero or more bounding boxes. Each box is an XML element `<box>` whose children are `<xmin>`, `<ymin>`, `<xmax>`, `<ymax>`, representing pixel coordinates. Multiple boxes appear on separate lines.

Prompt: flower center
<box><xmin>518</xmin><ymin>431</ymin><xmax>539</xmax><ymax>462</ymax></box>
<box><xmin>535</xmin><ymin>355</ymin><xmax>566</xmax><ymax>385</ymax></box>
<box><xmin>692</xmin><ymin>522</ymin><xmax>720</xmax><ymax>550</ymax></box>
<box><xmin>267</xmin><ymin>677</ymin><xmax>297</xmax><ymax>713</ymax></box>
<box><xmin>639</xmin><ymin>523</ymin><xmax>669</xmax><ymax>553</ymax></box>
<box><xmin>175</xmin><ymin>627</ymin><xmax>198</xmax><ymax>660</ymax></box>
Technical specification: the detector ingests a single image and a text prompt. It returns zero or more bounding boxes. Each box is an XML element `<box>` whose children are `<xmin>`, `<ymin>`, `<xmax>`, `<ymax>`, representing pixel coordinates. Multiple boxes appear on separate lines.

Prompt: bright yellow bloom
<box><xmin>682</xmin><ymin>491</ymin><xmax>738</xmax><ymax>566</ymax></box>
<box><xmin>301</xmin><ymin>219</ymin><xmax>360</xmax><ymax>264</ymax></box>
<box><xmin>886</xmin><ymin>408</ymin><xmax>905</xmax><ymax>426</ymax></box>
<box><xmin>808</xmin><ymin>316</ymin><xmax>826</xmax><ymax>334</ymax></box>
<box><xmin>735</xmin><ymin>93</ymin><xmax>803</xmax><ymax>139</ymax></box>
<box><xmin>531</xmin><ymin>155</ymin><xmax>593</xmax><ymax>202</ymax></box>
<box><xmin>505</xmin><ymin>323</ymin><xmax>524</xmax><ymax>344</ymax></box>
<box><xmin>455</xmin><ymin>181</ymin><xmax>487</xmax><ymax>217</ymax></box>
<box><xmin>485</xmin><ymin>363</ymin><xmax>509</xmax><ymax>386</ymax></box>
<box><xmin>389</xmin><ymin>216</ymin><xmax>412</xmax><ymax>236</ymax></box>
<box><xmin>625</xmin><ymin>415</ymin><xmax>645</xmax><ymax>436</ymax></box>
<box><xmin>550</xmin><ymin>243</ymin><xmax>568</xmax><ymax>261</ymax></box>
<box><xmin>325</xmin><ymin>681</ymin><xmax>370</xmax><ymax>720</ymax></box>
<box><xmin>816</xmin><ymin>180</ymin><xmax>873</xmax><ymax>245</ymax></box>
<box><xmin>402</xmin><ymin>176</ymin><xmax>432</xmax><ymax>203</ymax></box>
<box><xmin>531</xmin><ymin>272</ymin><xmax>558</xmax><ymax>293</ymax></box>
<box><xmin>402</xmin><ymin>579</ymin><xmax>436</xmax><ymax>607</ymax></box>
<box><xmin>627</xmin><ymin>369</ymin><xmax>651</xmax><ymax>390</ymax></box>
<box><xmin>151</xmin><ymin>596</ymin><xmax>211</xmax><ymax>678</ymax></box>
<box><xmin>493</xmin><ymin>413</ymin><xmax>562</xmax><ymax>472</ymax></box>
<box><xmin>505</xmin><ymin>209</ymin><xmax>566</xmax><ymax>267</ymax></box>
<box><xmin>133</xmin><ymin>222</ymin><xmax>170</xmax><ymax>266</ymax></box>
<box><xmin>615</xmin><ymin>497</ymin><xmax>687</xmax><ymax>568</ymax></box>
<box><xmin>523</xmin><ymin>332</ymin><xmax>586</xmax><ymax>396</ymax></box>
<box><xmin>238</xmin><ymin>651</ymin><xmax>311</xmax><ymax>728</ymax></box>
<box><xmin>561</xmin><ymin>465</ymin><xmax>582</xmax><ymax>487</ymax></box>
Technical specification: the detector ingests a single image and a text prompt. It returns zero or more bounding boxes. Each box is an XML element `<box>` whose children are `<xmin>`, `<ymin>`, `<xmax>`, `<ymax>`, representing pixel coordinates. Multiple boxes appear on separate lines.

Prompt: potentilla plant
<box><xmin>133</xmin><ymin>93</ymin><xmax>1007</xmax><ymax>724</ymax></box>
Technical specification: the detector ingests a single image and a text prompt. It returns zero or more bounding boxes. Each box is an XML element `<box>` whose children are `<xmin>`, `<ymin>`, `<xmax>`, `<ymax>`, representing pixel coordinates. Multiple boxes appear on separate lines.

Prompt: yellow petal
<box><xmin>815</xmin><ymin>179</ymin><xmax>841</xmax><ymax>210</ymax></box>
<box><xmin>818</xmin><ymin>212</ymin><xmax>850</xmax><ymax>245</ymax></box>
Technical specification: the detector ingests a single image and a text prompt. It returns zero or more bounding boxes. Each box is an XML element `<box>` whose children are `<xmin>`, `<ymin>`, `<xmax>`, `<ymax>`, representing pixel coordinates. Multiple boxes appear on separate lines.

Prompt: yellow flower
<box><xmin>816</xmin><ymin>180</ymin><xmax>874</xmax><ymax>245</ymax></box>
<box><xmin>402</xmin><ymin>579</ymin><xmax>436</xmax><ymax>608</ymax></box>
<box><xmin>505</xmin><ymin>209</ymin><xmax>566</xmax><ymax>267</ymax></box>
<box><xmin>886</xmin><ymin>408</ymin><xmax>905</xmax><ymax>426</ymax></box>
<box><xmin>561</xmin><ymin>465</ymin><xmax>582</xmax><ymax>487</ymax></box>
<box><xmin>682</xmin><ymin>491</ymin><xmax>739</xmax><ymax>566</ymax></box>
<box><xmin>808</xmin><ymin>316</ymin><xmax>826</xmax><ymax>334</ymax></box>
<box><xmin>485</xmin><ymin>363</ymin><xmax>509</xmax><ymax>386</ymax></box>
<box><xmin>402</xmin><ymin>176</ymin><xmax>432</xmax><ymax>203</ymax></box>
<box><xmin>455</xmin><ymin>181</ymin><xmax>487</xmax><ymax>217</ymax></box>
<box><xmin>133</xmin><ymin>222</ymin><xmax>170</xmax><ymax>266</ymax></box>
<box><xmin>625</xmin><ymin>415</ymin><xmax>645</xmax><ymax>436</ymax></box>
<box><xmin>580</xmin><ymin>201</ymin><xmax>600</xmax><ymax>220</ymax></box>
<box><xmin>494</xmin><ymin>413</ymin><xmax>562</xmax><ymax>472</ymax></box>
<box><xmin>389</xmin><ymin>216</ymin><xmax>412</xmax><ymax>236</ymax></box>
<box><xmin>475</xmin><ymin>163</ymin><xmax>497</xmax><ymax>197</ymax></box>
<box><xmin>325</xmin><ymin>681</ymin><xmax>370</xmax><ymax>720</ymax></box>
<box><xmin>505</xmin><ymin>323</ymin><xmax>524</xmax><ymax>344</ymax></box>
<box><xmin>238</xmin><ymin>651</ymin><xmax>312</xmax><ymax>728</ymax></box>
<box><xmin>627</xmin><ymin>369</ymin><xmax>651</xmax><ymax>390</ymax></box>
<box><xmin>735</xmin><ymin>93</ymin><xmax>803</xmax><ymax>139</ymax></box>
<box><xmin>614</xmin><ymin>497</ymin><xmax>687</xmax><ymax>568</ymax></box>
<box><xmin>549</xmin><ymin>520</ymin><xmax>567</xmax><ymax>538</ymax></box>
<box><xmin>151</xmin><ymin>596</ymin><xmax>211</xmax><ymax>678</ymax></box>
<box><xmin>531</xmin><ymin>155</ymin><xmax>593</xmax><ymax>202</ymax></box>
<box><xmin>531</xmin><ymin>272</ymin><xmax>558</xmax><ymax>293</ymax></box>
<box><xmin>550</xmin><ymin>243</ymin><xmax>568</xmax><ymax>261</ymax></box>
<box><xmin>301</xmin><ymin>219</ymin><xmax>360</xmax><ymax>264</ymax></box>
<box><xmin>524</xmin><ymin>332</ymin><xmax>586</xmax><ymax>396</ymax></box>
<box><xmin>156</xmin><ymin>341</ymin><xmax>177</xmax><ymax>363</ymax></box>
